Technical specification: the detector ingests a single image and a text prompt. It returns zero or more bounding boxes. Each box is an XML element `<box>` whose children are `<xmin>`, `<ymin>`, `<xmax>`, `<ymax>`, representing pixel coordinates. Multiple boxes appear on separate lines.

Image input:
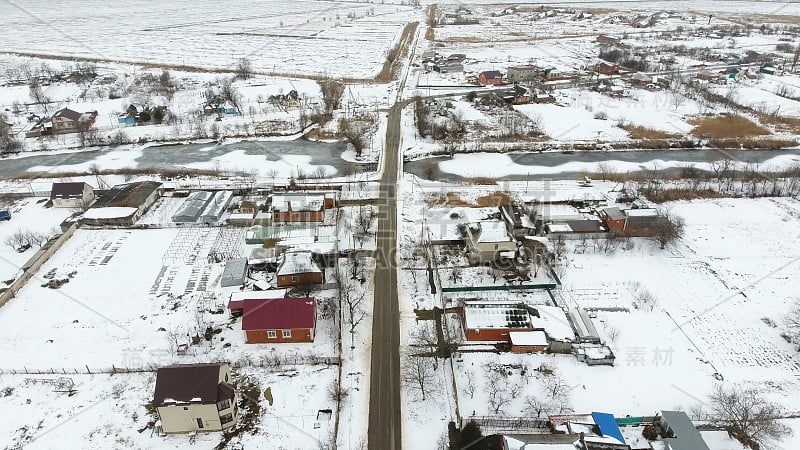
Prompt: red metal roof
<box><xmin>241</xmin><ymin>297</ymin><xmax>316</xmax><ymax>331</ymax></box>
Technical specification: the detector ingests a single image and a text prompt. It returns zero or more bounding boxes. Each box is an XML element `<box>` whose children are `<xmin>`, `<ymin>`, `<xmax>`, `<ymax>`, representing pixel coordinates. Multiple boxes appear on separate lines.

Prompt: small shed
<box><xmin>509</xmin><ymin>331</ymin><xmax>548</xmax><ymax>353</ymax></box>
<box><xmin>220</xmin><ymin>258</ymin><xmax>248</xmax><ymax>287</ymax></box>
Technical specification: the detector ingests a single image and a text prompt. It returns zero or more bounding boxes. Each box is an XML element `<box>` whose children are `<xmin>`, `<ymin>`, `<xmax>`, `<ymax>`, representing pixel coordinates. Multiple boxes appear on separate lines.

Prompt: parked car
<box><xmin>0</xmin><ymin>210</ymin><xmax>10</xmax><ymax>221</ymax></box>
<box><xmin>16</xmin><ymin>243</ymin><xmax>31</xmax><ymax>253</ymax></box>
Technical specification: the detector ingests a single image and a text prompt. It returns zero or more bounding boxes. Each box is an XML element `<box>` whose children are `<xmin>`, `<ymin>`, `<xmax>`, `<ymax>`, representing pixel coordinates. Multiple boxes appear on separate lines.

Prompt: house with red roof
<box><xmin>241</xmin><ymin>297</ymin><xmax>316</xmax><ymax>343</ymax></box>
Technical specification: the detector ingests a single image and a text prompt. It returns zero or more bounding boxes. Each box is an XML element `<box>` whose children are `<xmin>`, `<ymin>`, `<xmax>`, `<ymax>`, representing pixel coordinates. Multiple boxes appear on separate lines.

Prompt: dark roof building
<box><xmin>153</xmin><ymin>363</ymin><xmax>234</xmax><ymax>407</ymax></box>
<box><xmin>92</xmin><ymin>181</ymin><xmax>163</xmax><ymax>209</ymax></box>
<box><xmin>84</xmin><ymin>181</ymin><xmax>163</xmax><ymax>226</ymax></box>
<box><xmin>50</xmin><ymin>182</ymin><xmax>88</xmax><ymax>200</ymax></box>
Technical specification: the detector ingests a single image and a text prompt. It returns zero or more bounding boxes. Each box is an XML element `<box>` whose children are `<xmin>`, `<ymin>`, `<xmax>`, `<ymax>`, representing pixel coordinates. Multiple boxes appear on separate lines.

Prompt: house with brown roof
<box><xmin>50</xmin><ymin>182</ymin><xmax>95</xmax><ymax>208</ymax></box>
<box><xmin>241</xmin><ymin>297</ymin><xmax>317</xmax><ymax>343</ymax></box>
<box><xmin>152</xmin><ymin>363</ymin><xmax>237</xmax><ymax>434</ymax></box>
<box><xmin>51</xmin><ymin>108</ymin><xmax>98</xmax><ymax>134</ymax></box>
<box><xmin>478</xmin><ymin>70</ymin><xmax>504</xmax><ymax>86</ymax></box>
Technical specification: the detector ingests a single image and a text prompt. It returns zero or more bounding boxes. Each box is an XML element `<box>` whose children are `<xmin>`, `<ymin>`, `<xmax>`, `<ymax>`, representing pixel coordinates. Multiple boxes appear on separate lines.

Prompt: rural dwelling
<box><xmin>227</xmin><ymin>289</ymin><xmax>287</xmax><ymax>316</ymax></box>
<box><xmin>506</xmin><ymin>65</ymin><xmax>540</xmax><ymax>83</ymax></box>
<box><xmin>271</xmin><ymin>193</ymin><xmax>326</xmax><ymax>223</ymax></box>
<box><xmin>595</xmin><ymin>62</ymin><xmax>620</xmax><ymax>75</ymax></box>
<box><xmin>509</xmin><ymin>331</ymin><xmax>548</xmax><ymax>353</ymax></box>
<box><xmin>51</xmin><ymin>108</ymin><xmax>98</xmax><ymax>134</ymax></box>
<box><xmin>696</xmin><ymin>70</ymin><xmax>719</xmax><ymax>82</ymax></box>
<box><xmin>462</xmin><ymin>302</ymin><xmax>532</xmax><ymax>342</ymax></box>
<box><xmin>629</xmin><ymin>72</ymin><xmax>653</xmax><ymax>87</ymax></box>
<box><xmin>657</xmin><ymin>410</ymin><xmax>710</xmax><ymax>450</ymax></box>
<box><xmin>275</xmin><ymin>250</ymin><xmax>323</xmax><ymax>287</ymax></box>
<box><xmin>462</xmin><ymin>221</ymin><xmax>517</xmax><ymax>264</ymax></box>
<box><xmin>220</xmin><ymin>258</ymin><xmax>248</xmax><ymax>288</ymax></box>
<box><xmin>152</xmin><ymin>363</ymin><xmax>237</xmax><ymax>434</ymax></box>
<box><xmin>118</xmin><ymin>113</ymin><xmax>135</xmax><ymax>126</ymax></box>
<box><xmin>241</xmin><ymin>297</ymin><xmax>316</xmax><ymax>343</ymax></box>
<box><xmin>50</xmin><ymin>182</ymin><xmax>95</xmax><ymax>209</ymax></box>
<box><xmin>492</xmin><ymin>85</ymin><xmax>531</xmax><ymax>104</ymax></box>
<box><xmin>478</xmin><ymin>70</ymin><xmax>504</xmax><ymax>86</ymax></box>
<box><xmin>596</xmin><ymin>34</ymin><xmax>621</xmax><ymax>45</ymax></box>
<box><xmin>83</xmin><ymin>181</ymin><xmax>163</xmax><ymax>226</ymax></box>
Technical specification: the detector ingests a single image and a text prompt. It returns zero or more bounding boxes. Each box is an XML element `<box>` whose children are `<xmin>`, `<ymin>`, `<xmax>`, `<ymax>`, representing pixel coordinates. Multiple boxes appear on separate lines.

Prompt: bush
<box><xmin>109</xmin><ymin>130</ymin><xmax>131</xmax><ymax>146</ymax></box>
<box><xmin>642</xmin><ymin>424</ymin><xmax>660</xmax><ymax>440</ymax></box>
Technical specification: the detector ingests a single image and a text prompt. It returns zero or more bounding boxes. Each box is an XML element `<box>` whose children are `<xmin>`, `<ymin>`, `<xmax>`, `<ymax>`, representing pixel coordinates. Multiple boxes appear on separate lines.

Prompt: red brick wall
<box><xmin>246</xmin><ymin>327</ymin><xmax>314</xmax><ymax>343</ymax></box>
<box><xmin>276</xmin><ymin>272</ymin><xmax>324</xmax><ymax>287</ymax></box>
<box><xmin>465</xmin><ymin>327</ymin><xmax>532</xmax><ymax>342</ymax></box>
<box><xmin>272</xmin><ymin>210</ymin><xmax>324</xmax><ymax>223</ymax></box>
<box><xmin>511</xmin><ymin>344</ymin><xmax>548</xmax><ymax>353</ymax></box>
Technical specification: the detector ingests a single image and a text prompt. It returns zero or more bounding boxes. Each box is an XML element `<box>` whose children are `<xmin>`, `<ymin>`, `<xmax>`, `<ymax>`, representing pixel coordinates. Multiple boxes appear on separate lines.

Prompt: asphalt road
<box><xmin>367</xmin><ymin>99</ymin><xmax>404</xmax><ymax>450</ymax></box>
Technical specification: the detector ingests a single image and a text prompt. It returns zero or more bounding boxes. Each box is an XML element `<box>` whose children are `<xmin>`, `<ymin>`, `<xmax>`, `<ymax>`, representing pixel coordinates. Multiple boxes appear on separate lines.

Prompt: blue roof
<box><xmin>591</xmin><ymin>412</ymin><xmax>626</xmax><ymax>444</ymax></box>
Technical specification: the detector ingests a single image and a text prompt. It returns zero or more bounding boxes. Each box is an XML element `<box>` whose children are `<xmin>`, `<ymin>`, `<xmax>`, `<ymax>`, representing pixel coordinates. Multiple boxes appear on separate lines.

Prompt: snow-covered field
<box><xmin>398</xmin><ymin>174</ymin><xmax>800</xmax><ymax>449</ymax></box>
<box><xmin>0</xmin><ymin>1</ymin><xmax>420</xmax><ymax>79</ymax></box>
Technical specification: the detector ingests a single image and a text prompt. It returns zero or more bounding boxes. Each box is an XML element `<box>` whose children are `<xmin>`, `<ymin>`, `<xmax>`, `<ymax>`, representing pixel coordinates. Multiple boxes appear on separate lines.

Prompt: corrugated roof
<box><xmin>591</xmin><ymin>412</ymin><xmax>626</xmax><ymax>444</ymax></box>
<box><xmin>91</xmin><ymin>181</ymin><xmax>162</xmax><ymax>209</ymax></box>
<box><xmin>153</xmin><ymin>363</ymin><xmax>232</xmax><ymax>406</ymax></box>
<box><xmin>660</xmin><ymin>410</ymin><xmax>711</xmax><ymax>450</ymax></box>
<box><xmin>50</xmin><ymin>182</ymin><xmax>87</xmax><ymax>199</ymax></box>
<box><xmin>241</xmin><ymin>297</ymin><xmax>316</xmax><ymax>330</ymax></box>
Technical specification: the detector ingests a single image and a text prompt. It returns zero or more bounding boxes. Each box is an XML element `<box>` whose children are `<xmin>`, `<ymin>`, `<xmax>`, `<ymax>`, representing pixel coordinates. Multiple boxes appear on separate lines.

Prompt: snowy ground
<box><xmin>0</xmin><ymin>196</ymin><xmax>73</xmax><ymax>283</ymax></box>
<box><xmin>398</xmin><ymin>173</ymin><xmax>800</xmax><ymax>449</ymax></box>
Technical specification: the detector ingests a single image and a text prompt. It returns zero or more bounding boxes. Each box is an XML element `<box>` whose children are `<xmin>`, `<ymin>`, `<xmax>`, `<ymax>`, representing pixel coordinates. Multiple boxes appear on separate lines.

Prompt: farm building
<box><xmin>171</xmin><ymin>191</ymin><xmax>215</xmax><ymax>223</ymax></box>
<box><xmin>567</xmin><ymin>308</ymin><xmax>602</xmax><ymax>344</ymax></box>
<box><xmin>600</xmin><ymin>207</ymin><xmax>666</xmax><ymax>237</ymax></box>
<box><xmin>509</xmin><ymin>331</ymin><xmax>548</xmax><ymax>353</ymax></box>
<box><xmin>199</xmin><ymin>191</ymin><xmax>233</xmax><ymax>224</ymax></box>
<box><xmin>83</xmin><ymin>181</ymin><xmax>162</xmax><ymax>226</ymax></box>
<box><xmin>152</xmin><ymin>363</ymin><xmax>237</xmax><ymax>434</ymax></box>
<box><xmin>499</xmin><ymin>204</ymin><xmax>535</xmax><ymax>238</ymax></box>
<box><xmin>529</xmin><ymin>305</ymin><xmax>575</xmax><ymax>353</ymax></box>
<box><xmin>462</xmin><ymin>302</ymin><xmax>532</xmax><ymax>342</ymax></box>
<box><xmin>271</xmin><ymin>193</ymin><xmax>326</xmax><ymax>223</ymax></box>
<box><xmin>241</xmin><ymin>297</ymin><xmax>316</xmax><ymax>343</ymax></box>
<box><xmin>50</xmin><ymin>182</ymin><xmax>94</xmax><ymax>209</ymax></box>
<box><xmin>545</xmin><ymin>220</ymin><xmax>608</xmax><ymax>240</ymax></box>
<box><xmin>574</xmin><ymin>344</ymin><xmax>616</xmax><ymax>366</ymax></box>
<box><xmin>275</xmin><ymin>250</ymin><xmax>323</xmax><ymax>287</ymax></box>
<box><xmin>220</xmin><ymin>258</ymin><xmax>248</xmax><ymax>287</ymax></box>
<box><xmin>463</xmin><ymin>221</ymin><xmax>517</xmax><ymax>264</ymax></box>
<box><xmin>227</xmin><ymin>289</ymin><xmax>287</xmax><ymax>316</ymax></box>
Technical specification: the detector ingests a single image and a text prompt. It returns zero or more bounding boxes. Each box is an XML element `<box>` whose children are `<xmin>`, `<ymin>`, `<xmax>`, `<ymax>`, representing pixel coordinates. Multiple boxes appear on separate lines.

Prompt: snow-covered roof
<box><xmin>545</xmin><ymin>223</ymin><xmax>572</xmax><ymax>233</ymax></box>
<box><xmin>230</xmin><ymin>289</ymin><xmax>287</xmax><ymax>302</ymax></box>
<box><xmin>530</xmin><ymin>305</ymin><xmax>574</xmax><ymax>341</ymax></box>
<box><xmin>271</xmin><ymin>193</ymin><xmax>325</xmax><ymax>212</ymax></box>
<box><xmin>83</xmin><ymin>207</ymin><xmax>138</xmax><ymax>220</ymax></box>
<box><xmin>509</xmin><ymin>331</ymin><xmax>548</xmax><ymax>346</ymax></box>
<box><xmin>463</xmin><ymin>302</ymin><xmax>531</xmax><ymax>330</ymax></box>
<box><xmin>568</xmin><ymin>308</ymin><xmax>601</xmax><ymax>341</ymax></box>
<box><xmin>625</xmin><ymin>208</ymin><xmax>659</xmax><ymax>217</ymax></box>
<box><xmin>276</xmin><ymin>251</ymin><xmax>321</xmax><ymax>276</ymax></box>
<box><xmin>468</xmin><ymin>221</ymin><xmax>512</xmax><ymax>243</ymax></box>
<box><xmin>520</xmin><ymin>186</ymin><xmax>608</xmax><ymax>204</ymax></box>
<box><xmin>534</xmin><ymin>204</ymin><xmax>582</xmax><ymax>220</ymax></box>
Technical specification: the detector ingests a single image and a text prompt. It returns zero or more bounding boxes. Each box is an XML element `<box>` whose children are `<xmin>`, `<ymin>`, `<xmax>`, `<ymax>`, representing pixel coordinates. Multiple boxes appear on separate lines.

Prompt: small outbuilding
<box><xmin>50</xmin><ymin>182</ymin><xmax>95</xmax><ymax>209</ymax></box>
<box><xmin>509</xmin><ymin>331</ymin><xmax>548</xmax><ymax>353</ymax></box>
<box><xmin>220</xmin><ymin>258</ymin><xmax>248</xmax><ymax>288</ymax></box>
<box><xmin>275</xmin><ymin>251</ymin><xmax>323</xmax><ymax>287</ymax></box>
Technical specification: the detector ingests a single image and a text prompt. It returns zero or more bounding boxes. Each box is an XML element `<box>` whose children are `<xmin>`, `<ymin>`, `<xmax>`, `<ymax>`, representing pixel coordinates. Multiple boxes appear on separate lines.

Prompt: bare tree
<box><xmin>783</xmin><ymin>299</ymin><xmax>800</xmax><ymax>346</ymax></box>
<box><xmin>326</xmin><ymin>379</ymin><xmax>349</xmax><ymax>402</ymax></box>
<box><xmin>0</xmin><ymin>113</ymin><xmax>21</xmax><ymax>155</ymax></box>
<box><xmin>341</xmin><ymin>281</ymin><xmax>368</xmax><ymax>348</ymax></box>
<box><xmin>655</xmin><ymin>211</ymin><xmax>685</xmax><ymax>249</ymax></box>
<box><xmin>403</xmin><ymin>354</ymin><xmax>438</xmax><ymax>401</ymax></box>
<box><xmin>318</xmin><ymin>78</ymin><xmax>345</xmax><ymax>112</ymax></box>
<box><xmin>709</xmin><ymin>385</ymin><xmax>791</xmax><ymax>448</ymax></box>
<box><xmin>28</xmin><ymin>79</ymin><xmax>50</xmax><ymax>114</ymax></box>
<box><xmin>341</xmin><ymin>122</ymin><xmax>366</xmax><ymax>157</ymax></box>
<box><xmin>219</xmin><ymin>77</ymin><xmax>243</xmax><ymax>114</ymax></box>
<box><xmin>462</xmin><ymin>369</ymin><xmax>477</xmax><ymax>399</ymax></box>
<box><xmin>486</xmin><ymin>370</ymin><xmax>511</xmax><ymax>414</ymax></box>
<box><xmin>409</xmin><ymin>321</ymin><xmax>439</xmax><ymax>356</ymax></box>
<box><xmin>235</xmin><ymin>57</ymin><xmax>254</xmax><ymax>80</ymax></box>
